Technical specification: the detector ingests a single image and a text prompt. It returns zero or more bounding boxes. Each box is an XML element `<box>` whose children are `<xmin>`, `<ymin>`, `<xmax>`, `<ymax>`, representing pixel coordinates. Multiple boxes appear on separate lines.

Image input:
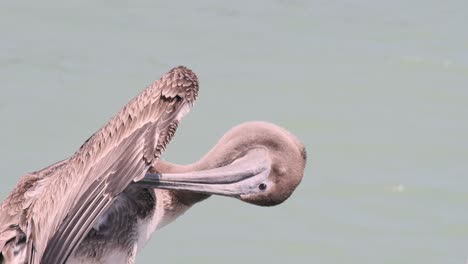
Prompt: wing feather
<box><xmin>4</xmin><ymin>66</ymin><xmax>200</xmax><ymax>264</ymax></box>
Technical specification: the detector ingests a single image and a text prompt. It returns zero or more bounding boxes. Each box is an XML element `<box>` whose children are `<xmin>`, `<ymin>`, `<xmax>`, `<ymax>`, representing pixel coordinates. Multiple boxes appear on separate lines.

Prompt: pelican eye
<box><xmin>258</xmin><ymin>183</ymin><xmax>267</xmax><ymax>191</ymax></box>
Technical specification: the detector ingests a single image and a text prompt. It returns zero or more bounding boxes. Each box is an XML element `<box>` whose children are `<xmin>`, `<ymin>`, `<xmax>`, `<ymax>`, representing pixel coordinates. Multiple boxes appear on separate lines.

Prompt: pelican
<box><xmin>0</xmin><ymin>66</ymin><xmax>306</xmax><ymax>264</ymax></box>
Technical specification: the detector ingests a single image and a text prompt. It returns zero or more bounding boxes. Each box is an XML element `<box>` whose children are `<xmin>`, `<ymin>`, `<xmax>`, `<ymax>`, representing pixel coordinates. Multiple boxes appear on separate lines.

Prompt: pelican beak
<box><xmin>134</xmin><ymin>148</ymin><xmax>271</xmax><ymax>197</ymax></box>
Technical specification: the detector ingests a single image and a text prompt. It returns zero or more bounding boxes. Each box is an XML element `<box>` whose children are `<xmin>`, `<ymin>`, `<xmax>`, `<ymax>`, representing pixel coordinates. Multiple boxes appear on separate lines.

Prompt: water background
<box><xmin>1</xmin><ymin>1</ymin><xmax>468</xmax><ymax>263</ymax></box>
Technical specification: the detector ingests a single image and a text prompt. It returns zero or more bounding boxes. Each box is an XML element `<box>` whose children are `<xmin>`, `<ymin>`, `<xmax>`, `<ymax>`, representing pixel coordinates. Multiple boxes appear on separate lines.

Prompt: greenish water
<box><xmin>1</xmin><ymin>1</ymin><xmax>467</xmax><ymax>263</ymax></box>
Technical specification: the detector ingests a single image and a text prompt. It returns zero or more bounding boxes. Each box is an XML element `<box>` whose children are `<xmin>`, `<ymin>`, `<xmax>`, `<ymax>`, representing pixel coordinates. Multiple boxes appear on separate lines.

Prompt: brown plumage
<box><xmin>0</xmin><ymin>66</ymin><xmax>198</xmax><ymax>264</ymax></box>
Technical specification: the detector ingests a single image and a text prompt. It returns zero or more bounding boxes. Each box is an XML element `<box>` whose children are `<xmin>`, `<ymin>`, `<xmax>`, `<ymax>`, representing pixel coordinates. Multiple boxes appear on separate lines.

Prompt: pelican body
<box><xmin>0</xmin><ymin>67</ymin><xmax>306</xmax><ymax>264</ymax></box>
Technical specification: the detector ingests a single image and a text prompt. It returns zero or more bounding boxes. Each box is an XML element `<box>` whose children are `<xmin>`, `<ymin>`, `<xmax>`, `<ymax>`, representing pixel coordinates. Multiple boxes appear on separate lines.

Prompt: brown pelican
<box><xmin>0</xmin><ymin>66</ymin><xmax>306</xmax><ymax>264</ymax></box>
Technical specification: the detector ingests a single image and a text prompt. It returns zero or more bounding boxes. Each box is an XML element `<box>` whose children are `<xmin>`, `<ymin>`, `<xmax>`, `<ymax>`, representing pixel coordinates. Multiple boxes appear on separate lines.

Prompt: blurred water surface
<box><xmin>1</xmin><ymin>1</ymin><xmax>467</xmax><ymax>263</ymax></box>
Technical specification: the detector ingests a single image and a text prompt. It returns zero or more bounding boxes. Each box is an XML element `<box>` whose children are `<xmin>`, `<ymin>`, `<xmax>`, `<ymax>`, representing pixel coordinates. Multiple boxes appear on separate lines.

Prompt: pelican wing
<box><xmin>0</xmin><ymin>159</ymin><xmax>70</xmax><ymax>263</ymax></box>
<box><xmin>26</xmin><ymin>66</ymin><xmax>198</xmax><ymax>264</ymax></box>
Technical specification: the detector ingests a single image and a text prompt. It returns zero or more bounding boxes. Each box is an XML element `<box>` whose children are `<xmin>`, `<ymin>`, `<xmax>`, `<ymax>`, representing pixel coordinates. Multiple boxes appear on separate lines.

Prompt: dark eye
<box><xmin>258</xmin><ymin>183</ymin><xmax>267</xmax><ymax>191</ymax></box>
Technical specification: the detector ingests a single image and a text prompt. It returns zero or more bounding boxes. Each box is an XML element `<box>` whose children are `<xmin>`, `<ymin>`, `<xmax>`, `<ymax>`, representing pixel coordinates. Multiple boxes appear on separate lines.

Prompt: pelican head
<box><xmin>219</xmin><ymin>121</ymin><xmax>306</xmax><ymax>206</ymax></box>
<box><xmin>139</xmin><ymin>121</ymin><xmax>306</xmax><ymax>206</ymax></box>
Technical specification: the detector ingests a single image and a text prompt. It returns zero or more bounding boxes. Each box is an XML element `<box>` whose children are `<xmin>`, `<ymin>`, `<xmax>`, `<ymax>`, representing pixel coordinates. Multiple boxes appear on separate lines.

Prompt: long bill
<box><xmin>134</xmin><ymin>148</ymin><xmax>271</xmax><ymax>197</ymax></box>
